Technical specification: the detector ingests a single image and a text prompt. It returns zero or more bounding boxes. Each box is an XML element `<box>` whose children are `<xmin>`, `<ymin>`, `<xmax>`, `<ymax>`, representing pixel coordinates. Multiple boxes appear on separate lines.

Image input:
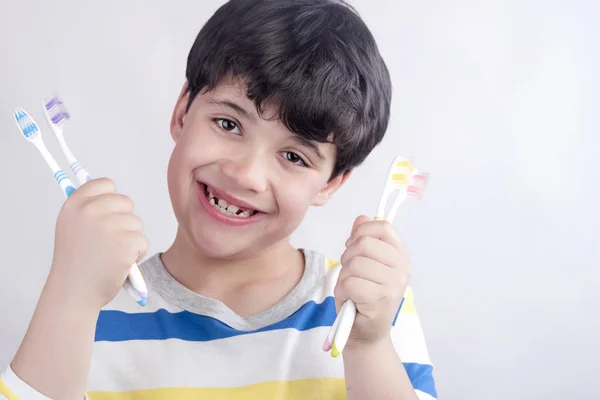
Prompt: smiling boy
<box><xmin>1</xmin><ymin>1</ymin><xmax>437</xmax><ymax>399</ymax></box>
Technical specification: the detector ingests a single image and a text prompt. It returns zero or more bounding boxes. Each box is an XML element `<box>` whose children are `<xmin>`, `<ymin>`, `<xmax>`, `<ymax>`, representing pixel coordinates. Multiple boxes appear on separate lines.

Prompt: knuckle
<box><xmin>343</xmin><ymin>276</ymin><xmax>361</xmax><ymax>295</ymax></box>
<box><xmin>344</xmin><ymin>257</ymin><xmax>362</xmax><ymax>276</ymax></box>
<box><xmin>334</xmin><ymin>281</ymin><xmax>345</xmax><ymax>299</ymax></box>
<box><xmin>337</xmin><ymin>266</ymin><xmax>351</xmax><ymax>283</ymax></box>
<box><xmin>382</xmin><ymin>286</ymin><xmax>394</xmax><ymax>303</ymax></box>
<box><xmin>133</xmin><ymin>215</ymin><xmax>144</xmax><ymax>231</ymax></box>
<box><xmin>140</xmin><ymin>234</ymin><xmax>150</xmax><ymax>251</ymax></box>
<box><xmin>354</xmin><ymin>236</ymin><xmax>370</xmax><ymax>250</ymax></box>
<box><xmin>121</xmin><ymin>195</ymin><xmax>134</xmax><ymax>209</ymax></box>
<box><xmin>382</xmin><ymin>220</ymin><xmax>395</xmax><ymax>235</ymax></box>
<box><xmin>97</xmin><ymin>177</ymin><xmax>116</xmax><ymax>192</ymax></box>
<box><xmin>80</xmin><ymin>201</ymin><xmax>98</xmax><ymax>220</ymax></box>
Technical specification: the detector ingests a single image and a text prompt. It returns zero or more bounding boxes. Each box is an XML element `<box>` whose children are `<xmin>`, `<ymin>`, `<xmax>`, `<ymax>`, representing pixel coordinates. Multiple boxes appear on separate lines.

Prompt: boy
<box><xmin>1</xmin><ymin>0</ymin><xmax>437</xmax><ymax>399</ymax></box>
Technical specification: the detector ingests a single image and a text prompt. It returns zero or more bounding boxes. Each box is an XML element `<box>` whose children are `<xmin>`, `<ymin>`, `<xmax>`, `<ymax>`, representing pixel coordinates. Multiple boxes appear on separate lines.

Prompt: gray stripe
<box><xmin>140</xmin><ymin>249</ymin><xmax>324</xmax><ymax>331</ymax></box>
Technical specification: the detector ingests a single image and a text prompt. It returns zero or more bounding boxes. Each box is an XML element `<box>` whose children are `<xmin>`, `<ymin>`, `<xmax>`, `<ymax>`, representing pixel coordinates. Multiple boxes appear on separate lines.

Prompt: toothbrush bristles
<box><xmin>44</xmin><ymin>96</ymin><xmax>71</xmax><ymax>127</ymax></box>
<box><xmin>407</xmin><ymin>173</ymin><xmax>429</xmax><ymax>199</ymax></box>
<box><xmin>51</xmin><ymin>112</ymin><xmax>70</xmax><ymax>125</ymax></box>
<box><xmin>14</xmin><ymin>109</ymin><xmax>40</xmax><ymax>138</ymax></box>
<box><xmin>44</xmin><ymin>96</ymin><xmax>63</xmax><ymax>110</ymax></box>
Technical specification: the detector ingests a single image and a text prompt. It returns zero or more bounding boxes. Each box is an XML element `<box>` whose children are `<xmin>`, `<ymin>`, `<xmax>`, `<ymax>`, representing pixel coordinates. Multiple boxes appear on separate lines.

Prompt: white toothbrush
<box><xmin>13</xmin><ymin>108</ymin><xmax>77</xmax><ymax>198</ymax></box>
<box><xmin>41</xmin><ymin>96</ymin><xmax>92</xmax><ymax>185</ymax></box>
<box><xmin>324</xmin><ymin>156</ymin><xmax>429</xmax><ymax>357</ymax></box>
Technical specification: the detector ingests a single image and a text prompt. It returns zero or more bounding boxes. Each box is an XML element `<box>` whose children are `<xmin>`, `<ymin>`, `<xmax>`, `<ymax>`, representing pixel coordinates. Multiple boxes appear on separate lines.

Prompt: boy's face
<box><xmin>167</xmin><ymin>79</ymin><xmax>348</xmax><ymax>259</ymax></box>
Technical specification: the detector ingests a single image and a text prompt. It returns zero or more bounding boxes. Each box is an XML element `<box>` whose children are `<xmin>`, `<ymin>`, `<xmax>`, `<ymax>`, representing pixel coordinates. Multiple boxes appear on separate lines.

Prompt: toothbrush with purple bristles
<box><xmin>41</xmin><ymin>95</ymin><xmax>149</xmax><ymax>307</ymax></box>
<box><xmin>42</xmin><ymin>96</ymin><xmax>92</xmax><ymax>185</ymax></box>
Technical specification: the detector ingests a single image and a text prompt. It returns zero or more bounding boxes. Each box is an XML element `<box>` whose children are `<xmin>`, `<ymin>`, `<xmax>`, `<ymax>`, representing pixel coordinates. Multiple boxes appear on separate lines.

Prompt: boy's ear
<box><xmin>170</xmin><ymin>82</ymin><xmax>191</xmax><ymax>142</ymax></box>
<box><xmin>311</xmin><ymin>170</ymin><xmax>353</xmax><ymax>207</ymax></box>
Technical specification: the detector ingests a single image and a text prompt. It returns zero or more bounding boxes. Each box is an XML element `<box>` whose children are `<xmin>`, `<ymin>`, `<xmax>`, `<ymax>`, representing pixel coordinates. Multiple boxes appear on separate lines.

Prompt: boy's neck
<box><xmin>160</xmin><ymin>229</ymin><xmax>305</xmax><ymax>316</ymax></box>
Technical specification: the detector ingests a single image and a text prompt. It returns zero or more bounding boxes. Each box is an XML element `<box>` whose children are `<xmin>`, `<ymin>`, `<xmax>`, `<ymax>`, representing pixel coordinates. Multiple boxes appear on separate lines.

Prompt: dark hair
<box><xmin>186</xmin><ymin>0</ymin><xmax>391</xmax><ymax>178</ymax></box>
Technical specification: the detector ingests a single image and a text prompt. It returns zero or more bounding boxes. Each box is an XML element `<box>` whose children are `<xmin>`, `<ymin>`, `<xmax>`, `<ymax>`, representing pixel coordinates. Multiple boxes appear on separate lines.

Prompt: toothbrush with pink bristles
<box><xmin>323</xmin><ymin>156</ymin><xmax>429</xmax><ymax>357</ymax></box>
<box><xmin>40</xmin><ymin>95</ymin><xmax>149</xmax><ymax>306</ymax></box>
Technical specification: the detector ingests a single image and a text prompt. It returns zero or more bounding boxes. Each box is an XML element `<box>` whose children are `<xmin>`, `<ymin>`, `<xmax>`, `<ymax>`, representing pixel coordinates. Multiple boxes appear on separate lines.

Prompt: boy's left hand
<box><xmin>335</xmin><ymin>215</ymin><xmax>410</xmax><ymax>348</ymax></box>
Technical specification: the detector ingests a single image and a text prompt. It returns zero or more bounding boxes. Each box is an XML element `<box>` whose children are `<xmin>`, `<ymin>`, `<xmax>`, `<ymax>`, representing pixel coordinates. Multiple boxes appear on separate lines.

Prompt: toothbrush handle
<box><xmin>53</xmin><ymin>133</ymin><xmax>91</xmax><ymax>186</ymax></box>
<box><xmin>128</xmin><ymin>263</ymin><xmax>148</xmax><ymax>306</ymax></box>
<box><xmin>330</xmin><ymin>299</ymin><xmax>357</xmax><ymax>357</ymax></box>
<box><xmin>54</xmin><ymin>169</ymin><xmax>77</xmax><ymax>198</ymax></box>
<box><xmin>70</xmin><ymin>161</ymin><xmax>92</xmax><ymax>186</ymax></box>
<box><xmin>36</xmin><ymin>144</ymin><xmax>77</xmax><ymax>198</ymax></box>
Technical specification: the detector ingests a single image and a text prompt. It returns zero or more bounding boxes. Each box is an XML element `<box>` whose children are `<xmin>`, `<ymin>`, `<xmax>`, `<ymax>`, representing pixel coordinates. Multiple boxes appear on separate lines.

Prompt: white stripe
<box><xmin>416</xmin><ymin>389</ymin><xmax>437</xmax><ymax>400</ymax></box>
<box><xmin>1</xmin><ymin>366</ymin><xmax>50</xmax><ymax>399</ymax></box>
<box><xmin>89</xmin><ymin>326</ymin><xmax>344</xmax><ymax>391</ymax></box>
<box><xmin>391</xmin><ymin>313</ymin><xmax>433</xmax><ymax>365</ymax></box>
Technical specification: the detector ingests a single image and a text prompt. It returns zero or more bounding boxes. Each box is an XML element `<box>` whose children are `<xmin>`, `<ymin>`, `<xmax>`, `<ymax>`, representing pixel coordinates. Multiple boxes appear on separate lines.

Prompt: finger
<box><xmin>123</xmin><ymin>233</ymin><xmax>149</xmax><ymax>265</ymax></box>
<box><xmin>88</xmin><ymin>193</ymin><xmax>135</xmax><ymax>214</ymax></box>
<box><xmin>350</xmin><ymin>215</ymin><xmax>371</xmax><ymax>236</ymax></box>
<box><xmin>346</xmin><ymin>219</ymin><xmax>403</xmax><ymax>251</ymax></box>
<box><xmin>135</xmin><ymin>235</ymin><xmax>149</xmax><ymax>263</ymax></box>
<box><xmin>335</xmin><ymin>276</ymin><xmax>386</xmax><ymax>306</ymax></box>
<box><xmin>338</xmin><ymin>255</ymin><xmax>396</xmax><ymax>285</ymax></box>
<box><xmin>75</xmin><ymin>177</ymin><xmax>116</xmax><ymax>197</ymax></box>
<box><xmin>341</xmin><ymin>236</ymin><xmax>404</xmax><ymax>270</ymax></box>
<box><xmin>103</xmin><ymin>213</ymin><xmax>144</xmax><ymax>232</ymax></box>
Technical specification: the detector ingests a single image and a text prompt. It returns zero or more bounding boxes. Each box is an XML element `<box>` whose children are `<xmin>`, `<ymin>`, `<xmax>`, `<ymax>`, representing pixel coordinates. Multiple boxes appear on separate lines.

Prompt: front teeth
<box><xmin>206</xmin><ymin>185</ymin><xmax>254</xmax><ymax>218</ymax></box>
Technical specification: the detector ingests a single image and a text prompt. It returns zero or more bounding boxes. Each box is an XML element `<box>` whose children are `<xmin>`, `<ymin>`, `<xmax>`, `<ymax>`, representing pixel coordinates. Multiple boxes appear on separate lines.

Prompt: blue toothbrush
<box><xmin>14</xmin><ymin>108</ymin><xmax>77</xmax><ymax>197</ymax></box>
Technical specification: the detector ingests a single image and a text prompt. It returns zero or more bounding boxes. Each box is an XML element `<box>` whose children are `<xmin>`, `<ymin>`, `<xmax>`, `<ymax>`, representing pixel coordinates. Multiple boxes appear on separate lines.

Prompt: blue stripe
<box><xmin>404</xmin><ymin>363</ymin><xmax>437</xmax><ymax>398</ymax></box>
<box><xmin>54</xmin><ymin>171</ymin><xmax>67</xmax><ymax>184</ymax></box>
<box><xmin>392</xmin><ymin>297</ymin><xmax>405</xmax><ymax>326</ymax></box>
<box><xmin>96</xmin><ymin>297</ymin><xmax>338</xmax><ymax>342</ymax></box>
<box><xmin>96</xmin><ymin>296</ymin><xmax>408</xmax><ymax>342</ymax></box>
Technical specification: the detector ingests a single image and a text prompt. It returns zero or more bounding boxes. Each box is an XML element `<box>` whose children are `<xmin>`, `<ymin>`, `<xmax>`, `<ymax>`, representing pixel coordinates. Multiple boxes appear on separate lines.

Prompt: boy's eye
<box><xmin>214</xmin><ymin>118</ymin><xmax>240</xmax><ymax>134</ymax></box>
<box><xmin>282</xmin><ymin>151</ymin><xmax>307</xmax><ymax>167</ymax></box>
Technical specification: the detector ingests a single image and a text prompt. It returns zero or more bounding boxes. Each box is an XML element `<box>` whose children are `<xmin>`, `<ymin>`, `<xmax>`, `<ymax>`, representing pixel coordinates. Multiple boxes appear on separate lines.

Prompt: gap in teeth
<box><xmin>204</xmin><ymin>185</ymin><xmax>256</xmax><ymax>217</ymax></box>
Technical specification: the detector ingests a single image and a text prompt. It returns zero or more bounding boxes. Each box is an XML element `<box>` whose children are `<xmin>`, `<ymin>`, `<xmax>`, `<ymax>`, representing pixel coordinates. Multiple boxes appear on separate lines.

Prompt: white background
<box><xmin>1</xmin><ymin>1</ymin><xmax>598</xmax><ymax>399</ymax></box>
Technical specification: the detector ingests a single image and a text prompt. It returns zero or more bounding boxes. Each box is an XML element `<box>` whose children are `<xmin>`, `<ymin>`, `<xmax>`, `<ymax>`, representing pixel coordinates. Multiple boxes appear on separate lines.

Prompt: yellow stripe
<box><xmin>0</xmin><ymin>378</ymin><xmax>21</xmax><ymax>400</ymax></box>
<box><xmin>325</xmin><ymin>259</ymin><xmax>340</xmax><ymax>270</ymax></box>
<box><xmin>400</xmin><ymin>287</ymin><xmax>417</xmax><ymax>315</ymax></box>
<box><xmin>88</xmin><ymin>378</ymin><xmax>347</xmax><ymax>400</ymax></box>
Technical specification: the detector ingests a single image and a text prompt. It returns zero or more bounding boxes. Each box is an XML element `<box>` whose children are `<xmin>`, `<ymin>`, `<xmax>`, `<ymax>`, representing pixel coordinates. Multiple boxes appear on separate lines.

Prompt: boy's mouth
<box><xmin>202</xmin><ymin>184</ymin><xmax>259</xmax><ymax>218</ymax></box>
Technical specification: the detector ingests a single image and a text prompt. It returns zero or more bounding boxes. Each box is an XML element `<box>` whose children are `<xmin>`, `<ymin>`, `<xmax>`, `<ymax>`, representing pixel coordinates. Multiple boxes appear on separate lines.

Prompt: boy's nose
<box><xmin>221</xmin><ymin>154</ymin><xmax>269</xmax><ymax>193</ymax></box>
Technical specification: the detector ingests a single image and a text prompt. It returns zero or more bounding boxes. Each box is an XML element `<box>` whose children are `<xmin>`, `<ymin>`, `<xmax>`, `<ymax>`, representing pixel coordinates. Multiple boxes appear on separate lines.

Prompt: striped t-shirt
<box><xmin>1</xmin><ymin>249</ymin><xmax>437</xmax><ymax>400</ymax></box>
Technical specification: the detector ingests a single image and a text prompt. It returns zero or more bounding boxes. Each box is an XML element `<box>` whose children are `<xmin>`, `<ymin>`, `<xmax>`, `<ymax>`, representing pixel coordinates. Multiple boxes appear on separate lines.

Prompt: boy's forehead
<box><xmin>199</xmin><ymin>78</ymin><xmax>277</xmax><ymax>120</ymax></box>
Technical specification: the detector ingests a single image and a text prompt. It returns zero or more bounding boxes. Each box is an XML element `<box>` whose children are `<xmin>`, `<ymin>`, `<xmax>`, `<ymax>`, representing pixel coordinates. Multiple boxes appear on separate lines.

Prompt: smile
<box><xmin>196</xmin><ymin>182</ymin><xmax>264</xmax><ymax>226</ymax></box>
<box><xmin>203</xmin><ymin>184</ymin><xmax>258</xmax><ymax>218</ymax></box>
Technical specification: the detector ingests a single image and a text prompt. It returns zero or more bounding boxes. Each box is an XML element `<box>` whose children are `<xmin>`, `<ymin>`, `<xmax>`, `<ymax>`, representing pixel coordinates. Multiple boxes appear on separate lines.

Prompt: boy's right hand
<box><xmin>48</xmin><ymin>178</ymin><xmax>149</xmax><ymax>310</ymax></box>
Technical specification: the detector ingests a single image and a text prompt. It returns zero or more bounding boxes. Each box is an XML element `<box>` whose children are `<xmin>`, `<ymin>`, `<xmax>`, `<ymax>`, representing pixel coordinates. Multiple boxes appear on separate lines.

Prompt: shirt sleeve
<box><xmin>391</xmin><ymin>287</ymin><xmax>438</xmax><ymax>400</ymax></box>
<box><xmin>0</xmin><ymin>366</ymin><xmax>88</xmax><ymax>400</ymax></box>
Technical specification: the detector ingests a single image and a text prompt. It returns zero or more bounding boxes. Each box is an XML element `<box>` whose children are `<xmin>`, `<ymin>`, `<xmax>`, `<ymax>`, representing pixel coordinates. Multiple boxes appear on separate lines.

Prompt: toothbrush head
<box><xmin>43</xmin><ymin>95</ymin><xmax>70</xmax><ymax>128</ymax></box>
<box><xmin>407</xmin><ymin>170</ymin><xmax>430</xmax><ymax>200</ymax></box>
<box><xmin>14</xmin><ymin>108</ymin><xmax>42</xmax><ymax>141</ymax></box>
<box><xmin>375</xmin><ymin>156</ymin><xmax>414</xmax><ymax>218</ymax></box>
<box><xmin>388</xmin><ymin>157</ymin><xmax>413</xmax><ymax>187</ymax></box>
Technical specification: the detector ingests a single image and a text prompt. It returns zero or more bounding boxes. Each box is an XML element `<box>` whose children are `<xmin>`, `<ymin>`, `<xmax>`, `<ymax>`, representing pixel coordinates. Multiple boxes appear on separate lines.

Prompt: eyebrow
<box><xmin>292</xmin><ymin>135</ymin><xmax>325</xmax><ymax>161</ymax></box>
<box><xmin>206</xmin><ymin>99</ymin><xmax>256</xmax><ymax>122</ymax></box>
